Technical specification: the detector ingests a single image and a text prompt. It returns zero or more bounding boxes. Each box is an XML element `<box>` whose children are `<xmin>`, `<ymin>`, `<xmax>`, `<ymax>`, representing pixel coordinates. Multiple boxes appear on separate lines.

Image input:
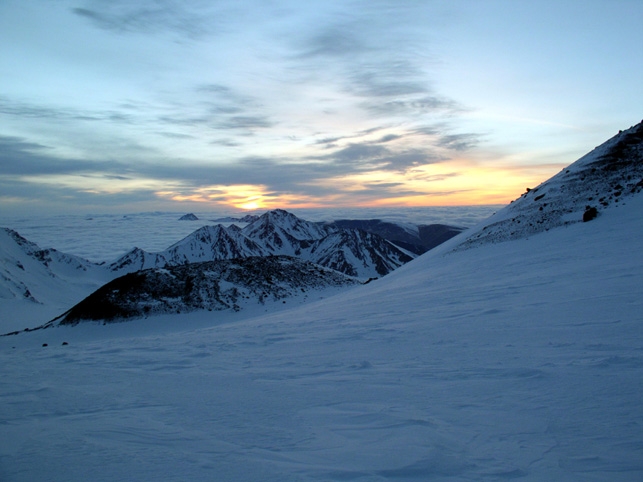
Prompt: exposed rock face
<box><xmin>583</xmin><ymin>207</ymin><xmax>599</xmax><ymax>222</ymax></box>
<box><xmin>53</xmin><ymin>256</ymin><xmax>360</xmax><ymax>324</ymax></box>
<box><xmin>179</xmin><ymin>213</ymin><xmax>199</xmax><ymax>221</ymax></box>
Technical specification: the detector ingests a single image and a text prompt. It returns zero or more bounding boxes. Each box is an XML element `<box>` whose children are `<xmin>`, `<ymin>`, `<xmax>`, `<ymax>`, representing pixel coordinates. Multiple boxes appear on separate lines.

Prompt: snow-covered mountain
<box><xmin>326</xmin><ymin>218</ymin><xmax>465</xmax><ymax>254</ymax></box>
<box><xmin>308</xmin><ymin>228</ymin><xmax>413</xmax><ymax>278</ymax></box>
<box><xmin>0</xmin><ymin>228</ymin><xmax>107</xmax><ymax>304</ymax></box>
<box><xmin>109</xmin><ymin>209</ymin><xmax>414</xmax><ymax>278</ymax></box>
<box><xmin>46</xmin><ymin>256</ymin><xmax>359</xmax><ymax>325</ymax></box>
<box><xmin>0</xmin><ymin>208</ymin><xmax>414</xmax><ymax>331</ymax></box>
<box><xmin>457</xmin><ymin>121</ymin><xmax>643</xmax><ymax>249</ymax></box>
<box><xmin>1</xmin><ymin>123</ymin><xmax>641</xmax><ymax>481</ymax></box>
<box><xmin>241</xmin><ymin>209</ymin><xmax>334</xmax><ymax>253</ymax></box>
<box><xmin>109</xmin><ymin>224</ymin><xmax>269</xmax><ymax>272</ymax></box>
<box><xmin>29</xmin><ymin>212</ymin><xmax>412</xmax><ymax>325</ymax></box>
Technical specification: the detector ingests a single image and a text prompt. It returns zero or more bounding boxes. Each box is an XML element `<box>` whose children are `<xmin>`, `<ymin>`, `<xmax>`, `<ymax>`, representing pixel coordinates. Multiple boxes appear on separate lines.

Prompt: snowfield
<box><xmin>1</xmin><ymin>193</ymin><xmax>641</xmax><ymax>480</ymax></box>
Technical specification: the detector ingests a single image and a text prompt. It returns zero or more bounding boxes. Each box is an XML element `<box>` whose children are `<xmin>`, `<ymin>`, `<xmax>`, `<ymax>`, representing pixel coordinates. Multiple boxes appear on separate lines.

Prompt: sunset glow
<box><xmin>0</xmin><ymin>1</ymin><xmax>640</xmax><ymax>216</ymax></box>
<box><xmin>239</xmin><ymin>201</ymin><xmax>262</xmax><ymax>210</ymax></box>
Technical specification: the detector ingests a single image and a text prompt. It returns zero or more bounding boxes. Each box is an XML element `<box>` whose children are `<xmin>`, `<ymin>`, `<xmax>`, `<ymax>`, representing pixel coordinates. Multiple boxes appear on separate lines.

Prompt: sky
<box><xmin>1</xmin><ymin>0</ymin><xmax>641</xmax><ymax>215</ymax></box>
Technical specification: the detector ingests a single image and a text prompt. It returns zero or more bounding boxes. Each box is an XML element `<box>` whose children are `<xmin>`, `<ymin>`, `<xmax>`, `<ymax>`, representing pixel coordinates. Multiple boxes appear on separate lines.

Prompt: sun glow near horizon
<box><xmin>149</xmin><ymin>158</ymin><xmax>566</xmax><ymax>211</ymax></box>
<box><xmin>238</xmin><ymin>200</ymin><xmax>262</xmax><ymax>210</ymax></box>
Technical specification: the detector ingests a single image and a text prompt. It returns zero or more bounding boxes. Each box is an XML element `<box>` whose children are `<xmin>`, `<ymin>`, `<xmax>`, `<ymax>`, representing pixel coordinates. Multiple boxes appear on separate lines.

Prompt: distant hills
<box><xmin>325</xmin><ymin>219</ymin><xmax>464</xmax><ymax>254</ymax></box>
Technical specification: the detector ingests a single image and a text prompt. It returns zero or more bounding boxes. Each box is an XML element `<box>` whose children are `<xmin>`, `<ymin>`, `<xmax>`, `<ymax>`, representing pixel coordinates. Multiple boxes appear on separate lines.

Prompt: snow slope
<box><xmin>0</xmin><ymin>228</ymin><xmax>111</xmax><ymax>331</ymax></box>
<box><xmin>1</xmin><ymin>128</ymin><xmax>641</xmax><ymax>480</ymax></box>
<box><xmin>458</xmin><ymin>121</ymin><xmax>643</xmax><ymax>249</ymax></box>
<box><xmin>0</xmin><ymin>228</ymin><xmax>105</xmax><ymax>303</ymax></box>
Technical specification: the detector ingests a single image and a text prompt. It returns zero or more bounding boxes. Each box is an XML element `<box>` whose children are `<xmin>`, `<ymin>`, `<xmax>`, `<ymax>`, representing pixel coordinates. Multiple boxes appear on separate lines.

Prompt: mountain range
<box><xmin>109</xmin><ymin>209</ymin><xmax>415</xmax><ymax>279</ymax></box>
<box><xmin>1</xmin><ymin>208</ymin><xmax>426</xmax><ymax>329</ymax></box>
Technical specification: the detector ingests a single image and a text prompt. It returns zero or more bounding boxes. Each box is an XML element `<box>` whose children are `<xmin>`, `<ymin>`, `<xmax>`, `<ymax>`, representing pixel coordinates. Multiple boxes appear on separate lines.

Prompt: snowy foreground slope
<box><xmin>1</xmin><ymin>125</ymin><xmax>642</xmax><ymax>480</ymax></box>
<box><xmin>1</xmin><ymin>196</ymin><xmax>641</xmax><ymax>481</ymax></box>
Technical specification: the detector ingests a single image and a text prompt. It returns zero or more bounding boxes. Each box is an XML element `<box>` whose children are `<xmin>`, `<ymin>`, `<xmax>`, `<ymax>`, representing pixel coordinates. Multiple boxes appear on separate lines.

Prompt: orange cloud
<box><xmin>155</xmin><ymin>184</ymin><xmax>335</xmax><ymax>211</ymax></box>
<box><xmin>153</xmin><ymin>158</ymin><xmax>566</xmax><ymax>210</ymax></box>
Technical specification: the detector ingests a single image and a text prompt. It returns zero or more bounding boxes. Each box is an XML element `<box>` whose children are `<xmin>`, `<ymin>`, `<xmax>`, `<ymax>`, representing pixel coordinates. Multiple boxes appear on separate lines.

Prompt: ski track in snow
<box><xmin>1</xmin><ymin>194</ymin><xmax>642</xmax><ymax>481</ymax></box>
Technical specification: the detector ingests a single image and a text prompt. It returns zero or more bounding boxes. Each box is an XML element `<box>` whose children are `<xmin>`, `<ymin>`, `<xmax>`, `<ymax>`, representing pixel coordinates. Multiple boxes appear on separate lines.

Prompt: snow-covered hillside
<box><xmin>0</xmin><ymin>228</ymin><xmax>105</xmax><ymax>303</ymax></box>
<box><xmin>458</xmin><ymin>121</ymin><xmax>643</xmax><ymax>249</ymax></box>
<box><xmin>0</xmin><ymin>123</ymin><xmax>641</xmax><ymax>480</ymax></box>
<box><xmin>0</xmin><ymin>228</ymin><xmax>111</xmax><ymax>331</ymax></box>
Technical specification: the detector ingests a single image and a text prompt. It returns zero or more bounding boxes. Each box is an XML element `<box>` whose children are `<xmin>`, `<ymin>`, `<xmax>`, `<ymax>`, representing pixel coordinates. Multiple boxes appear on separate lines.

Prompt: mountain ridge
<box><xmin>45</xmin><ymin>256</ymin><xmax>360</xmax><ymax>326</ymax></box>
<box><xmin>0</xmin><ymin>210</ymin><xmax>415</xmax><ymax>329</ymax></box>
<box><xmin>325</xmin><ymin>219</ymin><xmax>465</xmax><ymax>254</ymax></box>
<box><xmin>455</xmin><ymin>121</ymin><xmax>643</xmax><ymax>250</ymax></box>
<box><xmin>0</xmin><ymin>227</ymin><xmax>108</xmax><ymax>305</ymax></box>
<box><xmin>108</xmin><ymin>209</ymin><xmax>415</xmax><ymax>279</ymax></box>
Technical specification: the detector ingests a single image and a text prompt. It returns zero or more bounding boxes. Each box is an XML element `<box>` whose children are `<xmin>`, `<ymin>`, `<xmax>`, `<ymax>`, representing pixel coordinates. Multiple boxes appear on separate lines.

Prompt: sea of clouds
<box><xmin>1</xmin><ymin>206</ymin><xmax>501</xmax><ymax>263</ymax></box>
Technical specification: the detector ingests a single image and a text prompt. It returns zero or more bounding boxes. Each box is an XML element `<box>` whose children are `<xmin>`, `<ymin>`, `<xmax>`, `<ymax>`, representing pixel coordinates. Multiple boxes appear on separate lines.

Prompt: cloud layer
<box><xmin>1</xmin><ymin>0</ymin><xmax>640</xmax><ymax>214</ymax></box>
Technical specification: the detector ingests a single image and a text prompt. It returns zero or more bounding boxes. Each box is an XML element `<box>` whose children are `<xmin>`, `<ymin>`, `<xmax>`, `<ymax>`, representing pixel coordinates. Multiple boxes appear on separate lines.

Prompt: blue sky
<box><xmin>1</xmin><ymin>0</ymin><xmax>641</xmax><ymax>215</ymax></box>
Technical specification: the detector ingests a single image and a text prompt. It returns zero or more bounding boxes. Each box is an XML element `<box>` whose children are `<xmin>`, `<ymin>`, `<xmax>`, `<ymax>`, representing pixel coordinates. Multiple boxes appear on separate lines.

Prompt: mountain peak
<box><xmin>259</xmin><ymin>209</ymin><xmax>300</xmax><ymax>223</ymax></box>
<box><xmin>242</xmin><ymin>209</ymin><xmax>334</xmax><ymax>250</ymax></box>
<box><xmin>265</xmin><ymin>208</ymin><xmax>290</xmax><ymax>216</ymax></box>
